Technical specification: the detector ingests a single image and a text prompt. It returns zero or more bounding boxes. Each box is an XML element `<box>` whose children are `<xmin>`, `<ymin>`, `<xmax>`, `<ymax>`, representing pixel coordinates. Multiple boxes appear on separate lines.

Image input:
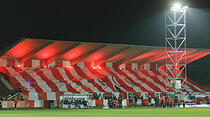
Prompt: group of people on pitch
<box><xmin>62</xmin><ymin>97</ymin><xmax>88</xmax><ymax>109</ymax></box>
<box><xmin>107</xmin><ymin>93</ymin><xmax>141</xmax><ymax>108</ymax></box>
<box><xmin>155</xmin><ymin>95</ymin><xmax>185</xmax><ymax>108</ymax></box>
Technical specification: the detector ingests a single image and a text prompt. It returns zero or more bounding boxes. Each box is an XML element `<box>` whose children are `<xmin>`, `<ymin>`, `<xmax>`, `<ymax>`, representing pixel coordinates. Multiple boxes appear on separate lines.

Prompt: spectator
<box><xmin>148</xmin><ymin>95</ymin><xmax>151</xmax><ymax>106</ymax></box>
<box><xmin>178</xmin><ymin>100</ymin><xmax>180</xmax><ymax>108</ymax></box>
<box><xmin>189</xmin><ymin>88</ymin><xmax>193</xmax><ymax>99</ymax></box>
<box><xmin>82</xmin><ymin>99</ymin><xmax>88</xmax><ymax>108</ymax></box>
<box><xmin>172</xmin><ymin>100</ymin><xmax>175</xmax><ymax>107</ymax></box>
<box><xmin>134</xmin><ymin>94</ymin><xmax>139</xmax><ymax>107</ymax></box>
<box><xmin>174</xmin><ymin>96</ymin><xmax>178</xmax><ymax>107</ymax></box>
<box><xmin>128</xmin><ymin>95</ymin><xmax>133</xmax><ymax>107</ymax></box>
<box><xmin>118</xmin><ymin>95</ymin><xmax>123</xmax><ymax>108</ymax></box>
<box><xmin>14</xmin><ymin>96</ymin><xmax>18</xmax><ymax>109</ymax></box>
<box><xmin>183</xmin><ymin>99</ymin><xmax>185</xmax><ymax>108</ymax></box>
<box><xmin>154</xmin><ymin>95</ymin><xmax>159</xmax><ymax>108</ymax></box>
<box><xmin>163</xmin><ymin>99</ymin><xmax>166</xmax><ymax>108</ymax></box>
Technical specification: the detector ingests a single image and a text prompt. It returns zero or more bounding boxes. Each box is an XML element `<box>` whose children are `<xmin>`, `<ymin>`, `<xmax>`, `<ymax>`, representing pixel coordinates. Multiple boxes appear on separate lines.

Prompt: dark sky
<box><xmin>0</xmin><ymin>0</ymin><xmax>210</xmax><ymax>87</ymax></box>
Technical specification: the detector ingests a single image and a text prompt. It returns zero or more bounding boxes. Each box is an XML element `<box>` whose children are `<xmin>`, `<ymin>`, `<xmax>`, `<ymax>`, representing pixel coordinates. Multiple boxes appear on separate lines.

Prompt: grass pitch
<box><xmin>0</xmin><ymin>107</ymin><xmax>210</xmax><ymax>117</ymax></box>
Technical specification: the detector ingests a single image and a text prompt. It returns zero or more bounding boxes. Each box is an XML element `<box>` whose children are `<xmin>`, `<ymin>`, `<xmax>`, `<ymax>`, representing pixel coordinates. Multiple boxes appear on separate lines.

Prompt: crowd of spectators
<box><xmin>62</xmin><ymin>97</ymin><xmax>88</xmax><ymax>109</ymax></box>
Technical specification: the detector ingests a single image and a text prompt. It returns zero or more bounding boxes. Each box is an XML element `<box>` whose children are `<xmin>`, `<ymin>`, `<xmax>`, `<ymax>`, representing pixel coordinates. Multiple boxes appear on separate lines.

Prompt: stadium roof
<box><xmin>0</xmin><ymin>38</ymin><xmax>210</xmax><ymax>66</ymax></box>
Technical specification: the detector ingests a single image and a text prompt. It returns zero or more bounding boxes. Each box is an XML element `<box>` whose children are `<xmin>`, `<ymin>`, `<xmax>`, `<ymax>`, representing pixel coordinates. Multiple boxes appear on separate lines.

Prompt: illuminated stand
<box><xmin>165</xmin><ymin>3</ymin><xmax>188</xmax><ymax>91</ymax></box>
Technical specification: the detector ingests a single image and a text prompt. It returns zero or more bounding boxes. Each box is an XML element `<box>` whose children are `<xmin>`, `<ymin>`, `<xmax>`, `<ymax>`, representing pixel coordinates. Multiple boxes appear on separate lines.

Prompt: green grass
<box><xmin>0</xmin><ymin>107</ymin><xmax>210</xmax><ymax>117</ymax></box>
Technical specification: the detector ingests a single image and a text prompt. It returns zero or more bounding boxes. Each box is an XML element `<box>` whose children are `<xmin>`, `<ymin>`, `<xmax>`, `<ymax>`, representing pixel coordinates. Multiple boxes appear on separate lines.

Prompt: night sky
<box><xmin>0</xmin><ymin>0</ymin><xmax>210</xmax><ymax>87</ymax></box>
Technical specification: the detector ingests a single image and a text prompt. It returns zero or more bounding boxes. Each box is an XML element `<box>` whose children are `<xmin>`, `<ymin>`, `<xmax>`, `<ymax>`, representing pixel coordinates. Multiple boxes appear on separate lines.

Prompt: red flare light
<box><xmin>17</xmin><ymin>64</ymin><xmax>21</xmax><ymax>68</ymax></box>
<box><xmin>66</xmin><ymin>66</ymin><xmax>73</xmax><ymax>69</ymax></box>
<box><xmin>92</xmin><ymin>65</ymin><xmax>102</xmax><ymax>70</ymax></box>
<box><xmin>43</xmin><ymin>65</ymin><xmax>47</xmax><ymax>68</ymax></box>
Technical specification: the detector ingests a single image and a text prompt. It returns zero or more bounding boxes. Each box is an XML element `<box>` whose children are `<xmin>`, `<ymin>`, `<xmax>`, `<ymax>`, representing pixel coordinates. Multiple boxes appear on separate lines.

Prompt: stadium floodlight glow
<box><xmin>171</xmin><ymin>3</ymin><xmax>181</xmax><ymax>11</ymax></box>
<box><xmin>170</xmin><ymin>3</ymin><xmax>188</xmax><ymax>12</ymax></box>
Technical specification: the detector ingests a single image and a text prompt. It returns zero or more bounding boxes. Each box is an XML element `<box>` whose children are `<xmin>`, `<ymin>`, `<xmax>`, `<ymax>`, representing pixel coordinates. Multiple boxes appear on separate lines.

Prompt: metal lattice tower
<box><xmin>165</xmin><ymin>5</ymin><xmax>188</xmax><ymax>90</ymax></box>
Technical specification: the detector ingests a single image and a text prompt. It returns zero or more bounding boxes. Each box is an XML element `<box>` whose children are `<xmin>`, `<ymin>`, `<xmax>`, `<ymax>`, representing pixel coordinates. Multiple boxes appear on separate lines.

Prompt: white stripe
<box><xmin>42</xmin><ymin>69</ymin><xmax>67</xmax><ymax>92</ymax></box>
<box><xmin>0</xmin><ymin>59</ymin><xmax>7</xmax><ymax>66</ymax></box>
<box><xmin>6</xmin><ymin>68</ymin><xmax>35</xmax><ymax>92</ymax></box>
<box><xmin>32</xmin><ymin>60</ymin><xmax>40</xmax><ymax>68</ymax></box>
<box><xmin>63</xmin><ymin>61</ymin><xmax>71</xmax><ymax>67</ymax></box>
<box><xmin>107</xmin><ymin>76</ymin><xmax>127</xmax><ymax>92</ymax></box>
<box><xmin>80</xmin><ymin>67</ymin><xmax>113</xmax><ymax>92</ymax></box>
<box><xmin>131</xmin><ymin>69</ymin><xmax>156</xmax><ymax>92</ymax></box>
<box><xmin>93</xmin><ymin>79</ymin><xmax>114</xmax><ymax>92</ymax></box>
<box><xmin>123</xmin><ymin>70</ymin><xmax>156</xmax><ymax>92</ymax></box>
<box><xmin>70</xmin><ymin>68</ymin><xmax>100</xmax><ymax>93</ymax></box>
<box><xmin>25</xmin><ymin>70</ymin><xmax>52</xmax><ymax>92</ymax></box>
<box><xmin>96</xmin><ymin>69</ymin><xmax>127</xmax><ymax>92</ymax></box>
<box><xmin>146</xmin><ymin>70</ymin><xmax>168</xmax><ymax>92</ymax></box>
<box><xmin>109</xmin><ymin>68</ymin><xmax>142</xmax><ymax>92</ymax></box>
<box><xmin>56</xmin><ymin>67</ymin><xmax>86</xmax><ymax>93</ymax></box>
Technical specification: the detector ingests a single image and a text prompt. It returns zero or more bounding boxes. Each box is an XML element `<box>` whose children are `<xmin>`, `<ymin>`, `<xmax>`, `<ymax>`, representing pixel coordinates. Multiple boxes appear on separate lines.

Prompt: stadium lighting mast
<box><xmin>165</xmin><ymin>3</ymin><xmax>188</xmax><ymax>91</ymax></box>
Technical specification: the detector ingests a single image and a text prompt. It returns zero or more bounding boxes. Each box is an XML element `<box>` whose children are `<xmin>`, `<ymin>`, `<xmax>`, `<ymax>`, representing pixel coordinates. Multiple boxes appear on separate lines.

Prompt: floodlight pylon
<box><xmin>165</xmin><ymin>5</ymin><xmax>188</xmax><ymax>91</ymax></box>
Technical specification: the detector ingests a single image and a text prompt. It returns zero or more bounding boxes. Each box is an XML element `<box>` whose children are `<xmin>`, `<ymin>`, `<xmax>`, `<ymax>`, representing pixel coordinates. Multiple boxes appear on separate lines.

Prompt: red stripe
<box><xmin>142</xmin><ymin>70</ymin><xmax>165</xmax><ymax>91</ymax></box>
<box><xmin>93</xmin><ymin>69</ymin><xmax>118</xmax><ymax>92</ymax></box>
<box><xmin>55</xmin><ymin>61</ymin><xmax>63</xmax><ymax>67</ymax></box>
<box><xmin>117</xmin><ymin>69</ymin><xmax>150</xmax><ymax>92</ymax></box>
<box><xmin>152</xmin><ymin>70</ymin><xmax>173</xmax><ymax>89</ymax></box>
<box><xmin>64</xmin><ymin>68</ymin><xmax>93</xmax><ymax>93</ymax></box>
<box><xmin>40</xmin><ymin>60</ymin><xmax>47</xmax><ymax>68</ymax></box>
<box><xmin>104</xmin><ymin>67</ymin><xmax>136</xmax><ymax>92</ymax></box>
<box><xmin>0</xmin><ymin>67</ymin><xmax>21</xmax><ymax>90</ymax></box>
<box><xmin>99</xmin><ymin>76</ymin><xmax>118</xmax><ymax>92</ymax></box>
<box><xmin>19</xmin><ymin>71</ymin><xmax>47</xmax><ymax>100</ymax></box>
<box><xmin>34</xmin><ymin>69</ymin><xmax>59</xmax><ymax>92</ymax></box>
<box><xmin>73</xmin><ymin>67</ymin><xmax>100</xmax><ymax>92</ymax></box>
<box><xmin>50</xmin><ymin>68</ymin><xmax>80</xmax><ymax>93</ymax></box>
<box><xmin>7</xmin><ymin>59</ymin><xmax>16</xmax><ymax>67</ymax></box>
<box><xmin>131</xmin><ymin>69</ymin><xmax>159</xmax><ymax>92</ymax></box>
<box><xmin>76</xmin><ymin>67</ymin><xmax>107</xmax><ymax>92</ymax></box>
<box><xmin>24</xmin><ymin>60</ymin><xmax>32</xmax><ymax>67</ymax></box>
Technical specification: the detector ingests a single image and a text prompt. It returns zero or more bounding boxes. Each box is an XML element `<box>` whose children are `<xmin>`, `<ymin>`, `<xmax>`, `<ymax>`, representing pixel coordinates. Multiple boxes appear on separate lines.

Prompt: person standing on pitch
<box><xmin>118</xmin><ymin>95</ymin><xmax>123</xmax><ymax>108</ymax></box>
<box><xmin>134</xmin><ymin>94</ymin><xmax>139</xmax><ymax>107</ymax></box>
<box><xmin>128</xmin><ymin>94</ymin><xmax>133</xmax><ymax>107</ymax></box>
<box><xmin>154</xmin><ymin>95</ymin><xmax>159</xmax><ymax>108</ymax></box>
<box><xmin>174</xmin><ymin>96</ymin><xmax>178</xmax><ymax>107</ymax></box>
<box><xmin>14</xmin><ymin>96</ymin><xmax>18</xmax><ymax>109</ymax></box>
<box><xmin>148</xmin><ymin>95</ymin><xmax>152</xmax><ymax>106</ymax></box>
<box><xmin>183</xmin><ymin>99</ymin><xmax>185</xmax><ymax>108</ymax></box>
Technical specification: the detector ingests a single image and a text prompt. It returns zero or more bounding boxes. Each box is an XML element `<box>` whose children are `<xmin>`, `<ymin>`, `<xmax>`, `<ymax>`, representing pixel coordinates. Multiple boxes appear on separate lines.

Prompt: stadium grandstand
<box><xmin>0</xmin><ymin>38</ymin><xmax>210</xmax><ymax>109</ymax></box>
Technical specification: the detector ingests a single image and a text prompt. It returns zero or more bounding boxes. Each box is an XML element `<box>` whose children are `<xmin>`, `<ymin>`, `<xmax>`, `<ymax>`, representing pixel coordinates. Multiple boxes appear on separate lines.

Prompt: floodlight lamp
<box><xmin>174</xmin><ymin>3</ymin><xmax>181</xmax><ymax>9</ymax></box>
<box><xmin>171</xmin><ymin>3</ymin><xmax>181</xmax><ymax>11</ymax></box>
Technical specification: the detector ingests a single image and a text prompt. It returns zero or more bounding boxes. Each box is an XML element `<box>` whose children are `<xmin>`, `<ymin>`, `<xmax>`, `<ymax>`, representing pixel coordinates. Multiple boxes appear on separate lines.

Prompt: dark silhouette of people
<box><xmin>14</xmin><ymin>96</ymin><xmax>18</xmax><ymax>109</ymax></box>
<box><xmin>118</xmin><ymin>95</ymin><xmax>123</xmax><ymax>108</ymax></box>
<box><xmin>155</xmin><ymin>95</ymin><xmax>159</xmax><ymax>108</ymax></box>
<box><xmin>128</xmin><ymin>94</ymin><xmax>133</xmax><ymax>107</ymax></box>
<box><xmin>134</xmin><ymin>94</ymin><xmax>139</xmax><ymax>107</ymax></box>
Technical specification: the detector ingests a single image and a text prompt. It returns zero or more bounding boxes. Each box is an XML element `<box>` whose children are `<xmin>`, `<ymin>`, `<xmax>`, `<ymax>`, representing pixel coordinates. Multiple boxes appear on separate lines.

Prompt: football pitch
<box><xmin>0</xmin><ymin>107</ymin><xmax>210</xmax><ymax>117</ymax></box>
